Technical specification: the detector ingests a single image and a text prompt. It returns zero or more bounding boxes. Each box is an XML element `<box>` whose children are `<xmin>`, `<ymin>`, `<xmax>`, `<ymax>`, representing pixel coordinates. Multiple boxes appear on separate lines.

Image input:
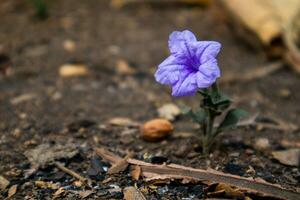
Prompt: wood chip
<box><xmin>59</xmin><ymin>64</ymin><xmax>88</xmax><ymax>77</ymax></box>
<box><xmin>130</xmin><ymin>165</ymin><xmax>141</xmax><ymax>180</ymax></box>
<box><xmin>108</xmin><ymin>152</ymin><xmax>134</xmax><ymax>174</ymax></box>
<box><xmin>63</xmin><ymin>39</ymin><xmax>76</xmax><ymax>52</ymax></box>
<box><xmin>157</xmin><ymin>103</ymin><xmax>181</xmax><ymax>121</ymax></box>
<box><xmin>95</xmin><ymin>148</ymin><xmax>122</xmax><ymax>164</ymax></box>
<box><xmin>108</xmin><ymin>117</ymin><xmax>139</xmax><ymax>127</ymax></box>
<box><xmin>116</xmin><ymin>59</ymin><xmax>135</xmax><ymax>75</ymax></box>
<box><xmin>123</xmin><ymin>186</ymin><xmax>146</xmax><ymax>200</ymax></box>
<box><xmin>0</xmin><ymin>176</ymin><xmax>9</xmax><ymax>191</ymax></box>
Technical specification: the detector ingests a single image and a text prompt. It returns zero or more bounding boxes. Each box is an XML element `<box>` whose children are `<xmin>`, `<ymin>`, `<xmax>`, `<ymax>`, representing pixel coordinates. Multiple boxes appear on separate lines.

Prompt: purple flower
<box><xmin>155</xmin><ymin>30</ymin><xmax>221</xmax><ymax>96</ymax></box>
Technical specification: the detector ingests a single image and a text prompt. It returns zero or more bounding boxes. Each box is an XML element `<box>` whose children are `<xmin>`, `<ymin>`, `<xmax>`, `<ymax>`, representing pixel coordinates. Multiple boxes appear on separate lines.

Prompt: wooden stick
<box><xmin>54</xmin><ymin>162</ymin><xmax>87</xmax><ymax>183</ymax></box>
<box><xmin>96</xmin><ymin>148</ymin><xmax>300</xmax><ymax>200</ymax></box>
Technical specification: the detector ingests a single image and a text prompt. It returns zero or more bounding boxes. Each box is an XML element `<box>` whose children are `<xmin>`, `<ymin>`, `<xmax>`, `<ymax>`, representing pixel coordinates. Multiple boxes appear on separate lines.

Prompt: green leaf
<box><xmin>210</xmin><ymin>92</ymin><xmax>231</xmax><ymax>106</ymax></box>
<box><xmin>180</xmin><ymin>106</ymin><xmax>192</xmax><ymax>115</ymax></box>
<box><xmin>181</xmin><ymin>106</ymin><xmax>207</xmax><ymax>125</ymax></box>
<box><xmin>217</xmin><ymin>109</ymin><xmax>248</xmax><ymax>132</ymax></box>
<box><xmin>191</xmin><ymin>109</ymin><xmax>207</xmax><ymax>124</ymax></box>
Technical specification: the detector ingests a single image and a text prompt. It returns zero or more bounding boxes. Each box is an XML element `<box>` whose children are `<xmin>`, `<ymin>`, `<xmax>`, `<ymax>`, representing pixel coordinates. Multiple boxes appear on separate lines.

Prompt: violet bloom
<box><xmin>155</xmin><ymin>30</ymin><xmax>221</xmax><ymax>96</ymax></box>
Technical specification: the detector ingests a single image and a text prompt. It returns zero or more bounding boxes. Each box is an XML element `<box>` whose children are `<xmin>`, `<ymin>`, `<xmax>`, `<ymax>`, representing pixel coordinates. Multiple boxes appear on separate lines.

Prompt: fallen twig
<box><xmin>96</xmin><ymin>148</ymin><xmax>300</xmax><ymax>200</ymax></box>
<box><xmin>110</xmin><ymin>0</ymin><xmax>210</xmax><ymax>9</ymax></box>
<box><xmin>220</xmin><ymin>61</ymin><xmax>283</xmax><ymax>84</ymax></box>
<box><xmin>237</xmin><ymin>114</ymin><xmax>298</xmax><ymax>132</ymax></box>
<box><xmin>54</xmin><ymin>162</ymin><xmax>87</xmax><ymax>183</ymax></box>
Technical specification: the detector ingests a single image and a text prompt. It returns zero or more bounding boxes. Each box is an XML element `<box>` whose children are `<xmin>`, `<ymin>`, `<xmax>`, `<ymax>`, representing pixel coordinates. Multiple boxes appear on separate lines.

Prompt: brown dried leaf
<box><xmin>78</xmin><ymin>190</ymin><xmax>94</xmax><ymax>198</ymax></box>
<box><xmin>24</xmin><ymin>142</ymin><xmax>78</xmax><ymax>175</ymax></box>
<box><xmin>220</xmin><ymin>0</ymin><xmax>300</xmax><ymax>45</ymax></box>
<box><xmin>272</xmin><ymin>149</ymin><xmax>300</xmax><ymax>167</ymax></box>
<box><xmin>123</xmin><ymin>186</ymin><xmax>146</xmax><ymax>200</ymax></box>
<box><xmin>7</xmin><ymin>184</ymin><xmax>17</xmax><ymax>198</ymax></box>
<box><xmin>206</xmin><ymin>183</ymin><xmax>245</xmax><ymax>199</ymax></box>
<box><xmin>53</xmin><ymin>187</ymin><xmax>65</xmax><ymax>198</ymax></box>
<box><xmin>281</xmin><ymin>139</ymin><xmax>300</xmax><ymax>148</ymax></box>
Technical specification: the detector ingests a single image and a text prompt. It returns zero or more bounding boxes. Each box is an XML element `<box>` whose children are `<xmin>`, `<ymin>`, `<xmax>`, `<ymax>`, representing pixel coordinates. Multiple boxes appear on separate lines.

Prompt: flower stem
<box><xmin>201</xmin><ymin>83</ymin><xmax>219</xmax><ymax>155</ymax></box>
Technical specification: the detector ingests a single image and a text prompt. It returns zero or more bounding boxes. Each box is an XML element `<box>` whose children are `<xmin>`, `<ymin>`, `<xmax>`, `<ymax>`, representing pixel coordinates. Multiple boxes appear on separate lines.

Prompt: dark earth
<box><xmin>0</xmin><ymin>0</ymin><xmax>300</xmax><ymax>199</ymax></box>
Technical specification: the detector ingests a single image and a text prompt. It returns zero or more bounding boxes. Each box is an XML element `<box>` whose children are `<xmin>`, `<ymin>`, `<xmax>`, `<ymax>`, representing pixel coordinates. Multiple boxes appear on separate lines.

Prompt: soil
<box><xmin>0</xmin><ymin>0</ymin><xmax>299</xmax><ymax>199</ymax></box>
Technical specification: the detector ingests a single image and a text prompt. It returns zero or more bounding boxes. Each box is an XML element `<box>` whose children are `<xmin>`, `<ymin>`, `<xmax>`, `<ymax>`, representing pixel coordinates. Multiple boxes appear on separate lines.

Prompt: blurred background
<box><xmin>1</xmin><ymin>0</ymin><xmax>300</xmax><ymax>126</ymax></box>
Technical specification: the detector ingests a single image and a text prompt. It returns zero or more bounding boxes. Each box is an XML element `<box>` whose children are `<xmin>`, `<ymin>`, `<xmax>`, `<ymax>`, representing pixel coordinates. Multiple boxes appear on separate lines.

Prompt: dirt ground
<box><xmin>0</xmin><ymin>0</ymin><xmax>300</xmax><ymax>199</ymax></box>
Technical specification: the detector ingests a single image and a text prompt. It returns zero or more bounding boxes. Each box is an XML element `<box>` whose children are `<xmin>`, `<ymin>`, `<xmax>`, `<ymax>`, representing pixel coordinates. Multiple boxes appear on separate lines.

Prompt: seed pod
<box><xmin>141</xmin><ymin>119</ymin><xmax>173</xmax><ymax>142</ymax></box>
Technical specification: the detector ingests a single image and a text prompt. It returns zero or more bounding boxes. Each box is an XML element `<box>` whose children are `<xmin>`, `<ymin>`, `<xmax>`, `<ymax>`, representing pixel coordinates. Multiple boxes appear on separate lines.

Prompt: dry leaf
<box><xmin>206</xmin><ymin>183</ymin><xmax>245</xmax><ymax>199</ymax></box>
<box><xmin>157</xmin><ymin>103</ymin><xmax>181</xmax><ymax>121</ymax></box>
<box><xmin>116</xmin><ymin>59</ymin><xmax>135</xmax><ymax>75</ymax></box>
<box><xmin>78</xmin><ymin>190</ymin><xmax>94</xmax><ymax>198</ymax></box>
<box><xmin>131</xmin><ymin>165</ymin><xmax>141</xmax><ymax>180</ymax></box>
<box><xmin>24</xmin><ymin>142</ymin><xmax>78</xmax><ymax>176</ymax></box>
<box><xmin>281</xmin><ymin>139</ymin><xmax>300</xmax><ymax>148</ymax></box>
<box><xmin>284</xmin><ymin>9</ymin><xmax>300</xmax><ymax>73</ymax></box>
<box><xmin>108</xmin><ymin>117</ymin><xmax>138</xmax><ymax>127</ymax></box>
<box><xmin>123</xmin><ymin>186</ymin><xmax>146</xmax><ymax>200</ymax></box>
<box><xmin>53</xmin><ymin>187</ymin><xmax>65</xmax><ymax>197</ymax></box>
<box><xmin>59</xmin><ymin>64</ymin><xmax>88</xmax><ymax>77</ymax></box>
<box><xmin>7</xmin><ymin>184</ymin><xmax>17</xmax><ymax>198</ymax></box>
<box><xmin>272</xmin><ymin>149</ymin><xmax>300</xmax><ymax>167</ymax></box>
<box><xmin>220</xmin><ymin>0</ymin><xmax>300</xmax><ymax>45</ymax></box>
<box><xmin>141</xmin><ymin>119</ymin><xmax>173</xmax><ymax>142</ymax></box>
<box><xmin>0</xmin><ymin>176</ymin><xmax>9</xmax><ymax>191</ymax></box>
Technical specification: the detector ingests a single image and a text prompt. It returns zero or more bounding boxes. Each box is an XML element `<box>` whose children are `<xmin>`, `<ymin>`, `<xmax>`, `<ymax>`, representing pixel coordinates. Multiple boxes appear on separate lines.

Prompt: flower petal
<box><xmin>171</xmin><ymin>70</ymin><xmax>198</xmax><ymax>96</ymax></box>
<box><xmin>168</xmin><ymin>30</ymin><xmax>197</xmax><ymax>55</ymax></box>
<box><xmin>196</xmin><ymin>58</ymin><xmax>220</xmax><ymax>88</ymax></box>
<box><xmin>155</xmin><ymin>55</ymin><xmax>186</xmax><ymax>85</ymax></box>
<box><xmin>195</xmin><ymin>41</ymin><xmax>221</xmax><ymax>64</ymax></box>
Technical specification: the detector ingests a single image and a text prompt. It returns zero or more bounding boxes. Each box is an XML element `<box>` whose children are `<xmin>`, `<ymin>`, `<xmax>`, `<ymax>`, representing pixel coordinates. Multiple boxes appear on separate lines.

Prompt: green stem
<box><xmin>211</xmin><ymin>82</ymin><xmax>219</xmax><ymax>94</ymax></box>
